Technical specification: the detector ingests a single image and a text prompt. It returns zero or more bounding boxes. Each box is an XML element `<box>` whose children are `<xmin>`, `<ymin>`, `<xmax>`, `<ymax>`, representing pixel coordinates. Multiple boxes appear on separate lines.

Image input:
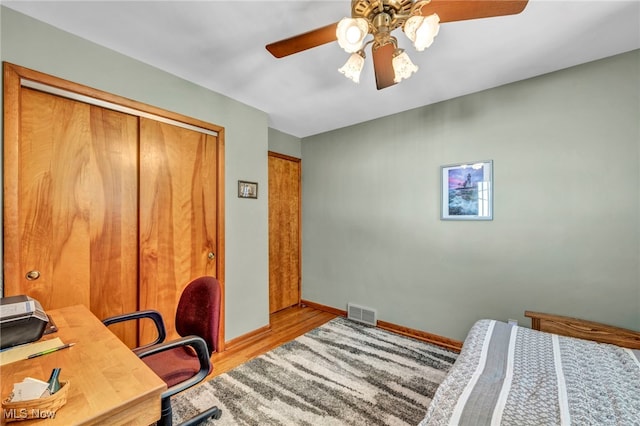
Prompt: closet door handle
<box><xmin>208</xmin><ymin>252</ymin><xmax>215</xmax><ymax>260</ymax></box>
<box><xmin>26</xmin><ymin>270</ymin><xmax>41</xmax><ymax>281</ymax></box>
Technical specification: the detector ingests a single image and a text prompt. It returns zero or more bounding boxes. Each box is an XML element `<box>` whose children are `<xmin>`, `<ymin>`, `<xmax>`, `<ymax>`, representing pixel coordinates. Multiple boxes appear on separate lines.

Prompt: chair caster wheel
<box><xmin>212</xmin><ymin>409</ymin><xmax>222</xmax><ymax>420</ymax></box>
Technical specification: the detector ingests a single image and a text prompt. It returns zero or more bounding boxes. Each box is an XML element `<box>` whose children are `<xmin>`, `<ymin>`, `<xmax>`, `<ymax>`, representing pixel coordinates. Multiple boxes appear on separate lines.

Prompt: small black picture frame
<box><xmin>238</xmin><ymin>180</ymin><xmax>258</xmax><ymax>199</ymax></box>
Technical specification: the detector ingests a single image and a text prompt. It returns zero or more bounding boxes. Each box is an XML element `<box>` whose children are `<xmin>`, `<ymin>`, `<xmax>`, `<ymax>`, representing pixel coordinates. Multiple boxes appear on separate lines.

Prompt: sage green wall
<box><xmin>0</xmin><ymin>7</ymin><xmax>270</xmax><ymax>340</ymax></box>
<box><xmin>301</xmin><ymin>50</ymin><xmax>640</xmax><ymax>341</ymax></box>
<box><xmin>268</xmin><ymin>128</ymin><xmax>302</xmax><ymax>159</ymax></box>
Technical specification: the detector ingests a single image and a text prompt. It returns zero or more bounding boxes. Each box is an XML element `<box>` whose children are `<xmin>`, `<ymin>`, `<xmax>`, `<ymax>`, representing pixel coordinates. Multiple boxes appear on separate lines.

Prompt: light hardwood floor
<box><xmin>207</xmin><ymin>305</ymin><xmax>337</xmax><ymax>379</ymax></box>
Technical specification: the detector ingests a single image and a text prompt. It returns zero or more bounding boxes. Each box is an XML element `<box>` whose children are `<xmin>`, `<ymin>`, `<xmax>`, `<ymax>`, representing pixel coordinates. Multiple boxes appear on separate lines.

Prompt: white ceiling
<box><xmin>2</xmin><ymin>1</ymin><xmax>639</xmax><ymax>138</ymax></box>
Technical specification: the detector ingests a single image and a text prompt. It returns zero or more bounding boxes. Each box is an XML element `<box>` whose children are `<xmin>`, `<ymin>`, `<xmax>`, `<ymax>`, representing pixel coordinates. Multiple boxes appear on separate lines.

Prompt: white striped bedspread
<box><xmin>420</xmin><ymin>319</ymin><xmax>640</xmax><ymax>425</ymax></box>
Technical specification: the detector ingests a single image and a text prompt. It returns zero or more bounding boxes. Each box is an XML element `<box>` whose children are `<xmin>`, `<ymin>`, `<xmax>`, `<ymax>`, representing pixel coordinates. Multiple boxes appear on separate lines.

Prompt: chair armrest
<box><xmin>136</xmin><ymin>335</ymin><xmax>212</xmax><ymax>399</ymax></box>
<box><xmin>102</xmin><ymin>310</ymin><xmax>167</xmax><ymax>348</ymax></box>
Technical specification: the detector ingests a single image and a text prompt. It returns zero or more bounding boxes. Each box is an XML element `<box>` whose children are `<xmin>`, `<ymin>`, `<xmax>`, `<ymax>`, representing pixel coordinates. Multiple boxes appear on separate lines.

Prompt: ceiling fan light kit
<box><xmin>338</xmin><ymin>51</ymin><xmax>367</xmax><ymax>83</ymax></box>
<box><xmin>391</xmin><ymin>48</ymin><xmax>419</xmax><ymax>83</ymax></box>
<box><xmin>334</xmin><ymin>0</ymin><xmax>440</xmax><ymax>86</ymax></box>
<box><xmin>336</xmin><ymin>17</ymin><xmax>369</xmax><ymax>53</ymax></box>
<box><xmin>404</xmin><ymin>13</ymin><xmax>441</xmax><ymax>51</ymax></box>
<box><xmin>265</xmin><ymin>0</ymin><xmax>529</xmax><ymax>90</ymax></box>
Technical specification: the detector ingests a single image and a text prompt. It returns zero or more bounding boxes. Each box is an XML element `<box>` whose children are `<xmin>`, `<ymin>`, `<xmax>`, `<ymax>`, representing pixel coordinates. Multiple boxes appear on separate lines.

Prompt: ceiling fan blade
<box><xmin>266</xmin><ymin>22</ymin><xmax>339</xmax><ymax>58</ymax></box>
<box><xmin>419</xmin><ymin>0</ymin><xmax>529</xmax><ymax>22</ymax></box>
<box><xmin>372</xmin><ymin>43</ymin><xmax>397</xmax><ymax>90</ymax></box>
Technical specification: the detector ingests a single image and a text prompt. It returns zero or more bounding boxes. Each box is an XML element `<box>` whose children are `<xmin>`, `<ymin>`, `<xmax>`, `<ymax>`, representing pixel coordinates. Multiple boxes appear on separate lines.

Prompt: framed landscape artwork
<box><xmin>441</xmin><ymin>160</ymin><xmax>493</xmax><ymax>220</ymax></box>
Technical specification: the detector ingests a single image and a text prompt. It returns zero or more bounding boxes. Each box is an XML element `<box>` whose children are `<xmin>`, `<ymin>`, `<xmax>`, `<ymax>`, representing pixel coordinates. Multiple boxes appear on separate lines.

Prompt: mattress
<box><xmin>420</xmin><ymin>319</ymin><xmax>640</xmax><ymax>425</ymax></box>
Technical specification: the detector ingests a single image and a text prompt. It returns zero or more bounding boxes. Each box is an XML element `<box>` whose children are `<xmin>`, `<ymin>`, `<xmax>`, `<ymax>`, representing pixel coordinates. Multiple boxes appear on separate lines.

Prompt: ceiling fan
<box><xmin>266</xmin><ymin>0</ymin><xmax>529</xmax><ymax>90</ymax></box>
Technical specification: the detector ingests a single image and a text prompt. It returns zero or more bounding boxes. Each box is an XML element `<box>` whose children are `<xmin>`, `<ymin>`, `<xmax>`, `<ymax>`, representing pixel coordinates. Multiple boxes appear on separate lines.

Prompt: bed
<box><xmin>420</xmin><ymin>311</ymin><xmax>640</xmax><ymax>425</ymax></box>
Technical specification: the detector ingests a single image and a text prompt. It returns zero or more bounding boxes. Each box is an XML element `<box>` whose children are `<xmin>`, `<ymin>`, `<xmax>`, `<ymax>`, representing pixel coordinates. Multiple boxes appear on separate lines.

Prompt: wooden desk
<box><xmin>1</xmin><ymin>305</ymin><xmax>166</xmax><ymax>425</ymax></box>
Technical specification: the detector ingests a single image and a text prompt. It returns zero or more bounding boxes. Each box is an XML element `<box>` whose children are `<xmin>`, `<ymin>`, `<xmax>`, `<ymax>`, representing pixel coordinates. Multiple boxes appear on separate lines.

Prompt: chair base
<box><xmin>158</xmin><ymin>397</ymin><xmax>222</xmax><ymax>426</ymax></box>
<box><xmin>182</xmin><ymin>406</ymin><xmax>222</xmax><ymax>425</ymax></box>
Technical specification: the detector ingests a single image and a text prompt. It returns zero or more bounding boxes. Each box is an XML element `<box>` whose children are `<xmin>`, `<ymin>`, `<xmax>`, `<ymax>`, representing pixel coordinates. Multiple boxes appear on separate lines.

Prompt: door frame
<box><xmin>3</xmin><ymin>62</ymin><xmax>227</xmax><ymax>351</ymax></box>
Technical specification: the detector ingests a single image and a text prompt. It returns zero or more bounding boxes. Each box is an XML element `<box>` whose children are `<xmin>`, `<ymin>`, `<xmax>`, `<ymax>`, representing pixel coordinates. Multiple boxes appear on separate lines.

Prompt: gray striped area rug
<box><xmin>171</xmin><ymin>317</ymin><xmax>458</xmax><ymax>425</ymax></box>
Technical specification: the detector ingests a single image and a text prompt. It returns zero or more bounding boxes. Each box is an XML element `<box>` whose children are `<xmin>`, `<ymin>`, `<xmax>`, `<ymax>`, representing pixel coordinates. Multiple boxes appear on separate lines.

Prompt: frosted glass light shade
<box><xmin>404</xmin><ymin>13</ymin><xmax>440</xmax><ymax>51</ymax></box>
<box><xmin>392</xmin><ymin>50</ymin><xmax>418</xmax><ymax>83</ymax></box>
<box><xmin>338</xmin><ymin>52</ymin><xmax>365</xmax><ymax>83</ymax></box>
<box><xmin>336</xmin><ymin>18</ymin><xmax>369</xmax><ymax>53</ymax></box>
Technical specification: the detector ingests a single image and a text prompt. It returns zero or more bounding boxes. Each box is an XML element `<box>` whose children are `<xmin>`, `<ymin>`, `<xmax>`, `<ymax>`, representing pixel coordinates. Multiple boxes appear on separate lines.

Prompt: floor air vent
<box><xmin>347</xmin><ymin>303</ymin><xmax>377</xmax><ymax>326</ymax></box>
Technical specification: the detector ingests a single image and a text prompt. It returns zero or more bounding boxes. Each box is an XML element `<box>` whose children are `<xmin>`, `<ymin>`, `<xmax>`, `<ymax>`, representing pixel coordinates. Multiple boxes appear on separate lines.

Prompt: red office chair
<box><xmin>104</xmin><ymin>276</ymin><xmax>222</xmax><ymax>426</ymax></box>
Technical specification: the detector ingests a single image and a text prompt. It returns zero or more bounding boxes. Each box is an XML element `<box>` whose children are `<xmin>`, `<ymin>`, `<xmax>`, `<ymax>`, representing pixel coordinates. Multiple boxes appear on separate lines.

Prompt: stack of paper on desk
<box><xmin>9</xmin><ymin>377</ymin><xmax>50</xmax><ymax>402</ymax></box>
<box><xmin>0</xmin><ymin>338</ymin><xmax>64</xmax><ymax>366</ymax></box>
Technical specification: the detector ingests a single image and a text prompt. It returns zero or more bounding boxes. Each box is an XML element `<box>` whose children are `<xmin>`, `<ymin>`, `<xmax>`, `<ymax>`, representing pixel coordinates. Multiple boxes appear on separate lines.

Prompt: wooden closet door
<box><xmin>8</xmin><ymin>88</ymin><xmax>139</xmax><ymax>346</ymax></box>
<box><xmin>139</xmin><ymin>118</ymin><xmax>218</xmax><ymax>342</ymax></box>
<box><xmin>268</xmin><ymin>153</ymin><xmax>301</xmax><ymax>313</ymax></box>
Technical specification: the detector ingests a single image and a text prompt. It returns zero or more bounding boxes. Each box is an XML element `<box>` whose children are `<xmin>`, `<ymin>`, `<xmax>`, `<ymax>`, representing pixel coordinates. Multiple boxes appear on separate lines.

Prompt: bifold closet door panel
<box><xmin>139</xmin><ymin>118</ymin><xmax>218</xmax><ymax>342</ymax></box>
<box><xmin>11</xmin><ymin>88</ymin><xmax>139</xmax><ymax>347</ymax></box>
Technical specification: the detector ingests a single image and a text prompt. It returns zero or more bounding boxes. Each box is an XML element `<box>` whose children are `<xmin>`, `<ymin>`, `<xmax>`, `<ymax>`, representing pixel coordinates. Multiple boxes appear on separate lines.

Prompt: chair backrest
<box><xmin>175</xmin><ymin>276</ymin><xmax>221</xmax><ymax>356</ymax></box>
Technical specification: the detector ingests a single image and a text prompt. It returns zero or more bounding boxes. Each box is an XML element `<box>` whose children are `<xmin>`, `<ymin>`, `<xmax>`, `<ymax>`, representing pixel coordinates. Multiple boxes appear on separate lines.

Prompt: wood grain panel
<box><xmin>268</xmin><ymin>153</ymin><xmax>301</xmax><ymax>313</ymax></box>
<box><xmin>88</xmin><ymin>105</ymin><xmax>139</xmax><ymax>346</ymax></box>
<box><xmin>18</xmin><ymin>89</ymin><xmax>89</xmax><ymax>309</ymax></box>
<box><xmin>139</xmin><ymin>118</ymin><xmax>218</xmax><ymax>342</ymax></box>
<box><xmin>3</xmin><ymin>64</ymin><xmax>22</xmax><ymax>288</ymax></box>
<box><xmin>525</xmin><ymin>311</ymin><xmax>640</xmax><ymax>349</ymax></box>
<box><xmin>14</xmin><ymin>88</ymin><xmax>138</xmax><ymax>346</ymax></box>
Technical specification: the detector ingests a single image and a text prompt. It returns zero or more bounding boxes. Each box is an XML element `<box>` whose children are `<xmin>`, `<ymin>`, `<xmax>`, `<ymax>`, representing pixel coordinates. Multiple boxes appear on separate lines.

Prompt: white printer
<box><xmin>0</xmin><ymin>295</ymin><xmax>50</xmax><ymax>349</ymax></box>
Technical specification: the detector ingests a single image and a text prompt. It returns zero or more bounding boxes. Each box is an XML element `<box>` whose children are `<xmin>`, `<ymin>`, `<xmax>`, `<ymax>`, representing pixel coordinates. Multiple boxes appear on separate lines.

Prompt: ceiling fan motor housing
<box><xmin>351</xmin><ymin>0</ymin><xmax>416</xmax><ymax>32</ymax></box>
<box><xmin>352</xmin><ymin>0</ymin><xmax>431</xmax><ymax>49</ymax></box>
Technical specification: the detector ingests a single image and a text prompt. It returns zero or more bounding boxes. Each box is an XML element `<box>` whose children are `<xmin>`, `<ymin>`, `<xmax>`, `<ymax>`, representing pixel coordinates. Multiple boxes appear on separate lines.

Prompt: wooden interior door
<box><xmin>139</xmin><ymin>118</ymin><xmax>219</xmax><ymax>342</ymax></box>
<box><xmin>6</xmin><ymin>88</ymin><xmax>139</xmax><ymax>346</ymax></box>
<box><xmin>268</xmin><ymin>152</ymin><xmax>301</xmax><ymax>313</ymax></box>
